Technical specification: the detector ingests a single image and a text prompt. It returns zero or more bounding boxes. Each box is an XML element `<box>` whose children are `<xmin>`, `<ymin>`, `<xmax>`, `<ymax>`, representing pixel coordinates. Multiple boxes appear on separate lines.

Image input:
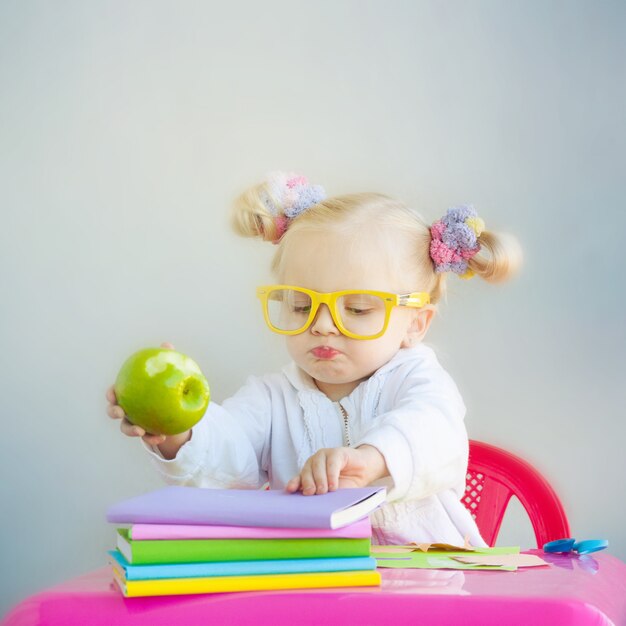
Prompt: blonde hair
<box><xmin>232</xmin><ymin>181</ymin><xmax>521</xmax><ymax>304</ymax></box>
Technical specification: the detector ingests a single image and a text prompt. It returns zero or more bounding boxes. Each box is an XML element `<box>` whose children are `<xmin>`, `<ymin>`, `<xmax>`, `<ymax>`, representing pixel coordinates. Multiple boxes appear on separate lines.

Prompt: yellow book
<box><xmin>111</xmin><ymin>562</ymin><xmax>381</xmax><ymax>597</ymax></box>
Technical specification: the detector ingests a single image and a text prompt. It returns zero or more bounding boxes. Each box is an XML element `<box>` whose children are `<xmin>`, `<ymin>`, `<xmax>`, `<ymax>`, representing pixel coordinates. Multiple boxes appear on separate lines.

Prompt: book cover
<box><xmin>108</xmin><ymin>549</ymin><xmax>378</xmax><ymax>580</ymax></box>
<box><xmin>107</xmin><ymin>486</ymin><xmax>386</xmax><ymax>529</ymax></box>
<box><xmin>111</xmin><ymin>563</ymin><xmax>381</xmax><ymax>597</ymax></box>
<box><xmin>117</xmin><ymin>529</ymin><xmax>371</xmax><ymax>564</ymax></box>
<box><xmin>129</xmin><ymin>516</ymin><xmax>372</xmax><ymax>540</ymax></box>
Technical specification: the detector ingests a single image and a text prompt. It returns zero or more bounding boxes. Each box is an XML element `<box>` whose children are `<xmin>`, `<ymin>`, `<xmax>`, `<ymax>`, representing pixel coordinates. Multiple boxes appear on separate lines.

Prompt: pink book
<box><xmin>129</xmin><ymin>517</ymin><xmax>372</xmax><ymax>540</ymax></box>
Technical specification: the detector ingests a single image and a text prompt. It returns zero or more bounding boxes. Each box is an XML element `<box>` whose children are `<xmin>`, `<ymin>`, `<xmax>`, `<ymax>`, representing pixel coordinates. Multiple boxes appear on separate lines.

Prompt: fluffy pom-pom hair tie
<box><xmin>430</xmin><ymin>205</ymin><xmax>484</xmax><ymax>278</ymax></box>
<box><xmin>259</xmin><ymin>171</ymin><xmax>326</xmax><ymax>242</ymax></box>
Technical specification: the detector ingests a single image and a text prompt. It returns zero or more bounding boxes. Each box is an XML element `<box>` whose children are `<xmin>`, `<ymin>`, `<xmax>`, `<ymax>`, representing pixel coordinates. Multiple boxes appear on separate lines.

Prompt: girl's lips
<box><xmin>311</xmin><ymin>346</ymin><xmax>341</xmax><ymax>359</ymax></box>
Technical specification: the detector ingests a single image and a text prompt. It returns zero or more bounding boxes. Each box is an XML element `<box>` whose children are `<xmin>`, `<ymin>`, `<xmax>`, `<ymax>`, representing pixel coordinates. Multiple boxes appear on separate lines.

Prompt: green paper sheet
<box><xmin>374</xmin><ymin>546</ymin><xmax>520</xmax><ymax>571</ymax></box>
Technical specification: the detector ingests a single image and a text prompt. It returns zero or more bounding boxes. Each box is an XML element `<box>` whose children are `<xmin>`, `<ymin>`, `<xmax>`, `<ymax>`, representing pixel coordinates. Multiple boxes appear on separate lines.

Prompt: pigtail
<box><xmin>469</xmin><ymin>230</ymin><xmax>522</xmax><ymax>283</ymax></box>
<box><xmin>232</xmin><ymin>173</ymin><xmax>327</xmax><ymax>244</ymax></box>
<box><xmin>231</xmin><ymin>183</ymin><xmax>280</xmax><ymax>243</ymax></box>
<box><xmin>429</xmin><ymin>205</ymin><xmax>521</xmax><ymax>285</ymax></box>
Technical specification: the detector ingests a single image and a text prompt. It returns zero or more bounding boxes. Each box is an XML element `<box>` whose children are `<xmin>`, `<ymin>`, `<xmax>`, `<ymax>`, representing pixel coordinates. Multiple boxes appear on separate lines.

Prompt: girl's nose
<box><xmin>310</xmin><ymin>304</ymin><xmax>340</xmax><ymax>336</ymax></box>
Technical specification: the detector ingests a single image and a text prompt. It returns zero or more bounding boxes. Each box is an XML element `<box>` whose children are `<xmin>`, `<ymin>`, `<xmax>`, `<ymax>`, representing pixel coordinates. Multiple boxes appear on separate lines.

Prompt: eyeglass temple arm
<box><xmin>398</xmin><ymin>293</ymin><xmax>430</xmax><ymax>307</ymax></box>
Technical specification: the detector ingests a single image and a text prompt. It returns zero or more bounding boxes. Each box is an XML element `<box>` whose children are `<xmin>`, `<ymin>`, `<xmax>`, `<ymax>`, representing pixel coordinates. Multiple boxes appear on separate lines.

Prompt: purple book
<box><xmin>107</xmin><ymin>486</ymin><xmax>387</xmax><ymax>529</ymax></box>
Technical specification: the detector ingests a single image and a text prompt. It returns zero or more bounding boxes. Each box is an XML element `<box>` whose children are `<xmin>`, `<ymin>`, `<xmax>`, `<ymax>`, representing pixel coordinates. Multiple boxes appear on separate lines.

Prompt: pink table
<box><xmin>4</xmin><ymin>551</ymin><xmax>626</xmax><ymax>626</ymax></box>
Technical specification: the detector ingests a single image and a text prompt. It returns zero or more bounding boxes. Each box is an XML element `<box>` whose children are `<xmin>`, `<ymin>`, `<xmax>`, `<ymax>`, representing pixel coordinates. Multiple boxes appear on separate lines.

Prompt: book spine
<box><xmin>127</xmin><ymin>536</ymin><xmax>371</xmax><ymax>565</ymax></box>
<box><xmin>114</xmin><ymin>569</ymin><xmax>382</xmax><ymax>597</ymax></box>
<box><xmin>109</xmin><ymin>551</ymin><xmax>377</xmax><ymax>580</ymax></box>
<box><xmin>130</xmin><ymin>517</ymin><xmax>372</xmax><ymax>541</ymax></box>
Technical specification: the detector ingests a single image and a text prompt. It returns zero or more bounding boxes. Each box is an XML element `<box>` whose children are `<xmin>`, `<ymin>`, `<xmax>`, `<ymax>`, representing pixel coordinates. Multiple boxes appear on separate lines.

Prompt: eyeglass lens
<box><xmin>267</xmin><ymin>288</ymin><xmax>388</xmax><ymax>336</ymax></box>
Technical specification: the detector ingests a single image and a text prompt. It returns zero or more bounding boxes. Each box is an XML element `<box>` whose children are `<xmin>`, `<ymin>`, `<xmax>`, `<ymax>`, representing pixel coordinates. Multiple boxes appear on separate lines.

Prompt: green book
<box><xmin>116</xmin><ymin>529</ymin><xmax>371</xmax><ymax>565</ymax></box>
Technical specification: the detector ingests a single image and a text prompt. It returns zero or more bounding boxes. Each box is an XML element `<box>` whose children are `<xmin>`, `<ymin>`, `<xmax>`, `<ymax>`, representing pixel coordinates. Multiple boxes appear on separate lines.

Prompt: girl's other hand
<box><xmin>285</xmin><ymin>445</ymin><xmax>388</xmax><ymax>496</ymax></box>
<box><xmin>105</xmin><ymin>341</ymin><xmax>174</xmax><ymax>447</ymax></box>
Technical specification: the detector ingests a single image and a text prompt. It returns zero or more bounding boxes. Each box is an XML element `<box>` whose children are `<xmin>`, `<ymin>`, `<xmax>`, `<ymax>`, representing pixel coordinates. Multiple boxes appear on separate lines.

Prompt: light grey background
<box><xmin>1</xmin><ymin>0</ymin><xmax>624</xmax><ymax>617</ymax></box>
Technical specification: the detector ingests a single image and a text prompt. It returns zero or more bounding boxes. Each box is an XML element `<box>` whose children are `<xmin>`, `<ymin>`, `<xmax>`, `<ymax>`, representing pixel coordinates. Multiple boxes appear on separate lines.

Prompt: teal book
<box><xmin>116</xmin><ymin>529</ymin><xmax>371</xmax><ymax>564</ymax></box>
<box><xmin>108</xmin><ymin>550</ymin><xmax>377</xmax><ymax>580</ymax></box>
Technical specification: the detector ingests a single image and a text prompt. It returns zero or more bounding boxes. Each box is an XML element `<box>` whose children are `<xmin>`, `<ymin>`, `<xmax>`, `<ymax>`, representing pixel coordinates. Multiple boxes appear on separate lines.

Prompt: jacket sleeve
<box><xmin>142</xmin><ymin>375</ymin><xmax>272</xmax><ymax>489</ymax></box>
<box><xmin>355</xmin><ymin>360</ymin><xmax>468</xmax><ymax>503</ymax></box>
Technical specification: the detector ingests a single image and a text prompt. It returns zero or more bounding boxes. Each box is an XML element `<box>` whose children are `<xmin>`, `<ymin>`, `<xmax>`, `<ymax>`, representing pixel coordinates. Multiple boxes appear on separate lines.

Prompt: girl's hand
<box><xmin>285</xmin><ymin>445</ymin><xmax>388</xmax><ymax>496</ymax></box>
<box><xmin>106</xmin><ymin>341</ymin><xmax>173</xmax><ymax>447</ymax></box>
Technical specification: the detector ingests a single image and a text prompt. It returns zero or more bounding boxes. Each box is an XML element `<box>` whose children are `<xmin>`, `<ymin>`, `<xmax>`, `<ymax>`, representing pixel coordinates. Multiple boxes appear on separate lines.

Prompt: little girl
<box><xmin>107</xmin><ymin>172</ymin><xmax>519</xmax><ymax>546</ymax></box>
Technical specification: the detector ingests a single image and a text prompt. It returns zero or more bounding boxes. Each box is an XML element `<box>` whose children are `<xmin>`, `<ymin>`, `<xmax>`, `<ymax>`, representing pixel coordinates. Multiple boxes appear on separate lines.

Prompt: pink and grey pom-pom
<box><xmin>284</xmin><ymin>183</ymin><xmax>326</xmax><ymax>218</ymax></box>
<box><xmin>260</xmin><ymin>171</ymin><xmax>326</xmax><ymax>218</ymax></box>
<box><xmin>430</xmin><ymin>205</ymin><xmax>484</xmax><ymax>276</ymax></box>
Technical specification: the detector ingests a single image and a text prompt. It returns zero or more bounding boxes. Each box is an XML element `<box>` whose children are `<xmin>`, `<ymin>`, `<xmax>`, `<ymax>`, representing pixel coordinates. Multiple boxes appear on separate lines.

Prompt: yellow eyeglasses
<box><xmin>256</xmin><ymin>285</ymin><xmax>430</xmax><ymax>340</ymax></box>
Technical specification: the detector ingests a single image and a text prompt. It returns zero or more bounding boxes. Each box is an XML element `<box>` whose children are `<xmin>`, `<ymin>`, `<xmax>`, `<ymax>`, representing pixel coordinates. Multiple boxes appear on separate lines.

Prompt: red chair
<box><xmin>463</xmin><ymin>440</ymin><xmax>571</xmax><ymax>547</ymax></box>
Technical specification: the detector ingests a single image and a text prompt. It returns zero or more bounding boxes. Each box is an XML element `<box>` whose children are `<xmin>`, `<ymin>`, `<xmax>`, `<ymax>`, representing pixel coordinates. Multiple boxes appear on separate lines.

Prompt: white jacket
<box><xmin>144</xmin><ymin>344</ymin><xmax>486</xmax><ymax>546</ymax></box>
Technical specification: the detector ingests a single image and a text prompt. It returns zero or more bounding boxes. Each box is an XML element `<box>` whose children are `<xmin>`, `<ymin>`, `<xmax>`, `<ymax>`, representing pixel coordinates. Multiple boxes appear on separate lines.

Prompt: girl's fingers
<box><xmin>120</xmin><ymin>418</ymin><xmax>145</xmax><ymax>438</ymax></box>
<box><xmin>107</xmin><ymin>405</ymin><xmax>125</xmax><ymax>420</ymax></box>
<box><xmin>288</xmin><ymin>448</ymin><xmax>348</xmax><ymax>496</ymax></box>
<box><xmin>326</xmin><ymin>450</ymin><xmax>345</xmax><ymax>491</ymax></box>
<box><xmin>143</xmin><ymin>433</ymin><xmax>167</xmax><ymax>446</ymax></box>
<box><xmin>310</xmin><ymin>452</ymin><xmax>329</xmax><ymax>494</ymax></box>
<box><xmin>299</xmin><ymin>460</ymin><xmax>317</xmax><ymax>496</ymax></box>
<box><xmin>106</xmin><ymin>386</ymin><xmax>117</xmax><ymax>404</ymax></box>
<box><xmin>161</xmin><ymin>342</ymin><xmax>175</xmax><ymax>350</ymax></box>
<box><xmin>285</xmin><ymin>476</ymin><xmax>301</xmax><ymax>493</ymax></box>
<box><xmin>118</xmin><ymin>415</ymin><xmax>164</xmax><ymax>444</ymax></box>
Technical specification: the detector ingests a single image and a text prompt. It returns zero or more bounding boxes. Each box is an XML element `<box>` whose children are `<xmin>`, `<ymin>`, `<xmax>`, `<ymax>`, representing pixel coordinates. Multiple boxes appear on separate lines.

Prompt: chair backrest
<box><xmin>463</xmin><ymin>440</ymin><xmax>571</xmax><ymax>547</ymax></box>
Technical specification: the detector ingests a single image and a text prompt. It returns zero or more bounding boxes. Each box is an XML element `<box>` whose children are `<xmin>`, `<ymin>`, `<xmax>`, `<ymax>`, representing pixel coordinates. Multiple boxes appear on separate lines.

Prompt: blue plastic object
<box><xmin>573</xmin><ymin>539</ymin><xmax>609</xmax><ymax>555</ymax></box>
<box><xmin>544</xmin><ymin>538</ymin><xmax>608</xmax><ymax>555</ymax></box>
<box><xmin>544</xmin><ymin>538</ymin><xmax>576</xmax><ymax>553</ymax></box>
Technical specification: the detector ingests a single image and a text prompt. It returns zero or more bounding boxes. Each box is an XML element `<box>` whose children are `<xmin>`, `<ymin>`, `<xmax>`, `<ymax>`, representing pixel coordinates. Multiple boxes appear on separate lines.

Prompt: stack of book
<box><xmin>106</xmin><ymin>485</ymin><xmax>386</xmax><ymax>597</ymax></box>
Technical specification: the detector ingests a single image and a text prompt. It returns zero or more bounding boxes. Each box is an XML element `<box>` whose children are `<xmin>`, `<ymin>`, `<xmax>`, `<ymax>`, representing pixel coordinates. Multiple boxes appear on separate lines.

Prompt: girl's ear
<box><xmin>401</xmin><ymin>306</ymin><xmax>435</xmax><ymax>348</ymax></box>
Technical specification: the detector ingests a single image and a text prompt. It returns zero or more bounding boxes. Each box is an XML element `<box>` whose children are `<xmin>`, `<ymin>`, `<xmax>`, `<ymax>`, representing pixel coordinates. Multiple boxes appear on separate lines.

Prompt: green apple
<box><xmin>114</xmin><ymin>347</ymin><xmax>210</xmax><ymax>436</ymax></box>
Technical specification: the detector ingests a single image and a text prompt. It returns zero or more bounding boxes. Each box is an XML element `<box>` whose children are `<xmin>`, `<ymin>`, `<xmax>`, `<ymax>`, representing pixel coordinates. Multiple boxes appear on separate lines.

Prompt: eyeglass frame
<box><xmin>256</xmin><ymin>285</ymin><xmax>431</xmax><ymax>340</ymax></box>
